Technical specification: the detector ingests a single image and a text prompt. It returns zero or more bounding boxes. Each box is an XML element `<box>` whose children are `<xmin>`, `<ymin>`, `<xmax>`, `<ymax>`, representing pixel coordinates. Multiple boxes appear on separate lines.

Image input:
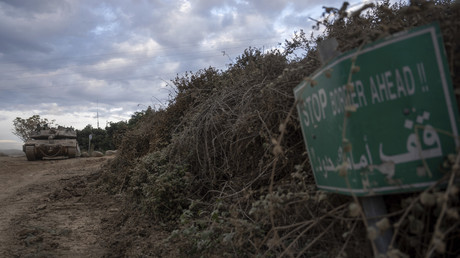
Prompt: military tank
<box><xmin>23</xmin><ymin>126</ymin><xmax>81</xmax><ymax>161</ymax></box>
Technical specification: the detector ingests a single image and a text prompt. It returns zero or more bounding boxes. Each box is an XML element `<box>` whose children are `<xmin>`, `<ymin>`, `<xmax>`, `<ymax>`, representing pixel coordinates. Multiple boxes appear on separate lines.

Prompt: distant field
<box><xmin>0</xmin><ymin>149</ymin><xmax>24</xmax><ymax>156</ymax></box>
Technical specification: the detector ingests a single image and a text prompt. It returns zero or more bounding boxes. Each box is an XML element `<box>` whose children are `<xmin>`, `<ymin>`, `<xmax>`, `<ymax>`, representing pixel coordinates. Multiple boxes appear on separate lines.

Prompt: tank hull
<box><xmin>22</xmin><ymin>127</ymin><xmax>81</xmax><ymax>161</ymax></box>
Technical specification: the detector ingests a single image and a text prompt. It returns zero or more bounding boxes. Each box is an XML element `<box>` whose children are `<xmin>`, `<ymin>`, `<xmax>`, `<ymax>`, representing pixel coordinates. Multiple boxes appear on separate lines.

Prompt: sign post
<box><xmin>88</xmin><ymin>134</ymin><xmax>93</xmax><ymax>155</ymax></box>
<box><xmin>294</xmin><ymin>23</ymin><xmax>459</xmax><ymax>255</ymax></box>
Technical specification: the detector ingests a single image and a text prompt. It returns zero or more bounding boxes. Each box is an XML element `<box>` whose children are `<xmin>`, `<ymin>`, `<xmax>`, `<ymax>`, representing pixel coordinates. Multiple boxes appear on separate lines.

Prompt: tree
<box><xmin>12</xmin><ymin>115</ymin><xmax>55</xmax><ymax>142</ymax></box>
<box><xmin>76</xmin><ymin>124</ymin><xmax>114</xmax><ymax>152</ymax></box>
<box><xmin>106</xmin><ymin>120</ymin><xmax>129</xmax><ymax>148</ymax></box>
<box><xmin>128</xmin><ymin>107</ymin><xmax>151</xmax><ymax>126</ymax></box>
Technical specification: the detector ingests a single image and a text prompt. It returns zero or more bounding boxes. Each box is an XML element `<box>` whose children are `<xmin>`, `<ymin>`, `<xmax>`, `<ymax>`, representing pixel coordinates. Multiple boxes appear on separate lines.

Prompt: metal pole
<box><xmin>360</xmin><ymin>196</ymin><xmax>393</xmax><ymax>255</ymax></box>
<box><xmin>88</xmin><ymin>134</ymin><xmax>92</xmax><ymax>155</ymax></box>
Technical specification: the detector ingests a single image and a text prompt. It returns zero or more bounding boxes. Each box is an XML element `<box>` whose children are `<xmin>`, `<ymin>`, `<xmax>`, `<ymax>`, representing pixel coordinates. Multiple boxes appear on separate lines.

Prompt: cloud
<box><xmin>0</xmin><ymin>0</ymin><xmax>353</xmax><ymax>145</ymax></box>
<box><xmin>0</xmin><ymin>0</ymin><xmax>77</xmax><ymax>54</ymax></box>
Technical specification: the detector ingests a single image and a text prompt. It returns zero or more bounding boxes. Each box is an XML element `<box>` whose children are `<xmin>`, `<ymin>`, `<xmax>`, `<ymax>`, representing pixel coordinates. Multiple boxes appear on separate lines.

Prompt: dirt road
<box><xmin>0</xmin><ymin>155</ymin><xmax>118</xmax><ymax>257</ymax></box>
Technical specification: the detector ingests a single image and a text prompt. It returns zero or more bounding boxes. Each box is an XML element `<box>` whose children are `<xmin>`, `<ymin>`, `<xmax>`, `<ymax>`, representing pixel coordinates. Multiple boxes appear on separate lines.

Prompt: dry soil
<box><xmin>0</xmin><ymin>155</ymin><xmax>119</xmax><ymax>257</ymax></box>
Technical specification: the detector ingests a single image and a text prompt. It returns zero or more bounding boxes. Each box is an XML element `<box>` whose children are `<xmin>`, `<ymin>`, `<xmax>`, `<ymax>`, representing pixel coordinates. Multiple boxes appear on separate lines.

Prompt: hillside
<box><xmin>97</xmin><ymin>1</ymin><xmax>460</xmax><ymax>257</ymax></box>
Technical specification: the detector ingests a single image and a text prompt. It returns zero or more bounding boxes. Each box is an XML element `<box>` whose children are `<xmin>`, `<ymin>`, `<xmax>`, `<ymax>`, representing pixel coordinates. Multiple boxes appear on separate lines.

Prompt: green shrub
<box><xmin>128</xmin><ymin>150</ymin><xmax>190</xmax><ymax>222</ymax></box>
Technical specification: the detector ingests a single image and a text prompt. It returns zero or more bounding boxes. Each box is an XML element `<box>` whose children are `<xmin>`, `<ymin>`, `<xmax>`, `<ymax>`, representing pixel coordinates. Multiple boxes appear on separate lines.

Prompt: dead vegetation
<box><xmin>99</xmin><ymin>1</ymin><xmax>460</xmax><ymax>257</ymax></box>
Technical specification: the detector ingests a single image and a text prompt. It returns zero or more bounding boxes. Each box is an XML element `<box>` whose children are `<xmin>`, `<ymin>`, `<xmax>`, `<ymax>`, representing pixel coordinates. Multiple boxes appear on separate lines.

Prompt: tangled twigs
<box><xmin>278</xmin><ymin>203</ymin><xmax>347</xmax><ymax>257</ymax></box>
<box><xmin>336</xmin><ymin>220</ymin><xmax>358</xmax><ymax>258</ymax></box>
<box><xmin>425</xmin><ymin>152</ymin><xmax>460</xmax><ymax>257</ymax></box>
<box><xmin>265</xmin><ymin>102</ymin><xmax>298</xmax><ymax>254</ymax></box>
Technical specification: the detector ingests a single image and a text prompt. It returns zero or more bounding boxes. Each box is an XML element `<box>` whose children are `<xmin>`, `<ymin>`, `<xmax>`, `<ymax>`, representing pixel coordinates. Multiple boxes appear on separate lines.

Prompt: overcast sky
<box><xmin>0</xmin><ymin>0</ymin><xmax>375</xmax><ymax>150</ymax></box>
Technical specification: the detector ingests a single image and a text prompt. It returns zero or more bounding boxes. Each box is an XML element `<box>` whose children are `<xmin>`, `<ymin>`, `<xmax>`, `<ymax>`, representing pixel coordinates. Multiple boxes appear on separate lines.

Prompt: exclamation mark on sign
<box><xmin>417</xmin><ymin>63</ymin><xmax>428</xmax><ymax>92</ymax></box>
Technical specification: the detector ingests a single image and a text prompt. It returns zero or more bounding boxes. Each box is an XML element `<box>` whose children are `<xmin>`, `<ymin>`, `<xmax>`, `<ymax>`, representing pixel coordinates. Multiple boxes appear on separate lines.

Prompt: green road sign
<box><xmin>294</xmin><ymin>23</ymin><xmax>460</xmax><ymax>196</ymax></box>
